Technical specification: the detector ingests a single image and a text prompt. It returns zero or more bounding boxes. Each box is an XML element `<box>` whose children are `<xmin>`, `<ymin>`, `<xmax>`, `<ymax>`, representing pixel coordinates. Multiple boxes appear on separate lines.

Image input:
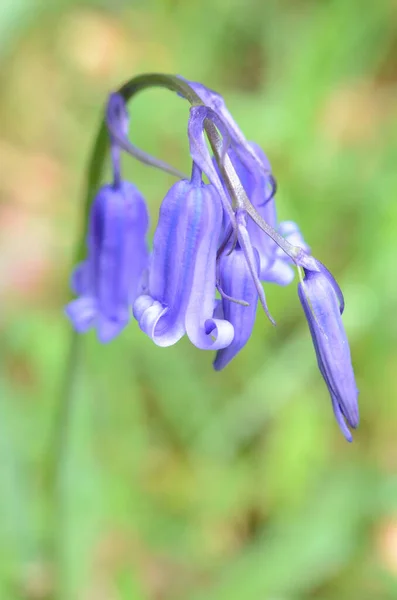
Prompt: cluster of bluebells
<box><xmin>66</xmin><ymin>77</ymin><xmax>359</xmax><ymax>441</ymax></box>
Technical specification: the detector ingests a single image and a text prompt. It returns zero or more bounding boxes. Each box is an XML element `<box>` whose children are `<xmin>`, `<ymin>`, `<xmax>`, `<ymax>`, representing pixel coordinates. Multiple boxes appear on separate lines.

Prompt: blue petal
<box><xmin>65</xmin><ymin>297</ymin><xmax>97</xmax><ymax>333</ymax></box>
<box><xmin>98</xmin><ymin>316</ymin><xmax>126</xmax><ymax>344</ymax></box>
<box><xmin>70</xmin><ymin>261</ymin><xmax>91</xmax><ymax>296</ymax></box>
<box><xmin>262</xmin><ymin>259</ymin><xmax>295</xmax><ymax>286</ymax></box>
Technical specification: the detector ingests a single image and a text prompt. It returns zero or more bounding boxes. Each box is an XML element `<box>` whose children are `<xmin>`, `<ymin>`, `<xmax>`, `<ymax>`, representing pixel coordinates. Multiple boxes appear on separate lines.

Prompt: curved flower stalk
<box><xmin>65</xmin><ymin>74</ymin><xmax>360</xmax><ymax>440</ymax></box>
<box><xmin>298</xmin><ymin>260</ymin><xmax>359</xmax><ymax>441</ymax></box>
<box><xmin>106</xmin><ymin>92</ymin><xmax>186</xmax><ymax>179</ymax></box>
<box><xmin>133</xmin><ymin>165</ymin><xmax>234</xmax><ymax>349</ymax></box>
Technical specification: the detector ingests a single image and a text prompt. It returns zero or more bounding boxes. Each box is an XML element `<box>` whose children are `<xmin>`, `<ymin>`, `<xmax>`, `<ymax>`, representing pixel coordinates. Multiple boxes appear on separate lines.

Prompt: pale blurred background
<box><xmin>0</xmin><ymin>1</ymin><xmax>397</xmax><ymax>599</ymax></box>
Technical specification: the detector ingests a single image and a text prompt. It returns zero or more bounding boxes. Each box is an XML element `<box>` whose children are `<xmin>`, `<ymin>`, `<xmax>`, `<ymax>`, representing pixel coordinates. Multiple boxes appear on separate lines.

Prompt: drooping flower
<box><xmin>65</xmin><ymin>181</ymin><xmax>149</xmax><ymax>342</ymax></box>
<box><xmin>133</xmin><ymin>165</ymin><xmax>234</xmax><ymax>349</ymax></box>
<box><xmin>66</xmin><ymin>75</ymin><xmax>361</xmax><ymax>440</ymax></box>
<box><xmin>65</xmin><ymin>92</ymin><xmax>149</xmax><ymax>342</ymax></box>
<box><xmin>214</xmin><ymin>234</ymin><xmax>260</xmax><ymax>371</ymax></box>
<box><xmin>298</xmin><ymin>261</ymin><xmax>359</xmax><ymax>441</ymax></box>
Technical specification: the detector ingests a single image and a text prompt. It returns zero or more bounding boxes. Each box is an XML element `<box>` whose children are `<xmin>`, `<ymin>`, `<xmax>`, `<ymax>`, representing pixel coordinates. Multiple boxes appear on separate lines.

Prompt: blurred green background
<box><xmin>1</xmin><ymin>0</ymin><xmax>397</xmax><ymax>598</ymax></box>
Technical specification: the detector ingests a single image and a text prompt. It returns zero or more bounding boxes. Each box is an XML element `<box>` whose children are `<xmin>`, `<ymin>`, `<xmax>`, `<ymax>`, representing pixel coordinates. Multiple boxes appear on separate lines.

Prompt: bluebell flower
<box><xmin>65</xmin><ymin>181</ymin><xmax>149</xmax><ymax>342</ymax></box>
<box><xmin>65</xmin><ymin>92</ymin><xmax>149</xmax><ymax>342</ymax></box>
<box><xmin>133</xmin><ymin>165</ymin><xmax>234</xmax><ymax>349</ymax></box>
<box><xmin>214</xmin><ymin>231</ymin><xmax>260</xmax><ymax>371</ymax></box>
<box><xmin>67</xmin><ymin>75</ymin><xmax>360</xmax><ymax>439</ymax></box>
<box><xmin>298</xmin><ymin>261</ymin><xmax>359</xmax><ymax>441</ymax></box>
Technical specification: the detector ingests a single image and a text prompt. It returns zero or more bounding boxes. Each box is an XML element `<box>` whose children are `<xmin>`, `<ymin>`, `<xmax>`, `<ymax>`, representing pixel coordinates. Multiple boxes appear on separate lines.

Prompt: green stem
<box><xmin>49</xmin><ymin>116</ymin><xmax>108</xmax><ymax>598</ymax></box>
<box><xmin>118</xmin><ymin>72</ymin><xmax>203</xmax><ymax>106</ymax></box>
<box><xmin>75</xmin><ymin>120</ymin><xmax>108</xmax><ymax>264</ymax></box>
<box><xmin>48</xmin><ymin>330</ymin><xmax>81</xmax><ymax>598</ymax></box>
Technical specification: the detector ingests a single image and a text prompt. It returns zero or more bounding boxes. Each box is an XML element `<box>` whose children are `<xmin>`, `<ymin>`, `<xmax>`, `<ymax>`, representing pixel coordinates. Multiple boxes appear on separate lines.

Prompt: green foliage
<box><xmin>0</xmin><ymin>0</ymin><xmax>397</xmax><ymax>598</ymax></box>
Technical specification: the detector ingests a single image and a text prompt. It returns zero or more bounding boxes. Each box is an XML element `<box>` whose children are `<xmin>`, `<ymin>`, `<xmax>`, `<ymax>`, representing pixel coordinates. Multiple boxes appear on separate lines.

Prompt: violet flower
<box><xmin>65</xmin><ymin>93</ymin><xmax>149</xmax><ymax>342</ymax></box>
<box><xmin>133</xmin><ymin>165</ymin><xmax>234</xmax><ymax>349</ymax></box>
<box><xmin>298</xmin><ymin>261</ymin><xmax>359</xmax><ymax>441</ymax></box>
<box><xmin>214</xmin><ymin>227</ymin><xmax>260</xmax><ymax>371</ymax></box>
<box><xmin>65</xmin><ymin>182</ymin><xmax>149</xmax><ymax>342</ymax></box>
